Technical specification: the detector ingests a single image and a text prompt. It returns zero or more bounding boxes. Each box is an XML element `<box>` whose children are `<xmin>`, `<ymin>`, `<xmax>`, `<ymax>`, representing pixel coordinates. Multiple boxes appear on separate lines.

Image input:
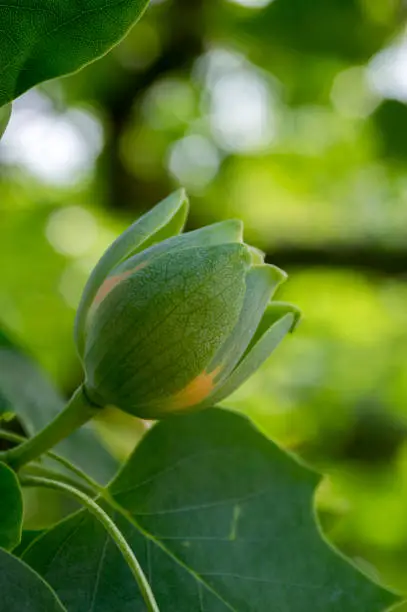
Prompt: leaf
<box><xmin>75</xmin><ymin>189</ymin><xmax>188</xmax><ymax>353</ymax></box>
<box><xmin>0</xmin><ymin>548</ymin><xmax>66</xmax><ymax>611</ymax></box>
<box><xmin>0</xmin><ymin>0</ymin><xmax>150</xmax><ymax>106</ymax></box>
<box><xmin>0</xmin><ymin>329</ymin><xmax>117</xmax><ymax>484</ymax></box>
<box><xmin>23</xmin><ymin>409</ymin><xmax>395</xmax><ymax>611</ymax></box>
<box><xmin>12</xmin><ymin>530</ymin><xmax>44</xmax><ymax>557</ymax></box>
<box><xmin>388</xmin><ymin>603</ymin><xmax>407</xmax><ymax>611</ymax></box>
<box><xmin>0</xmin><ymin>103</ymin><xmax>11</xmax><ymax>138</ymax></box>
<box><xmin>0</xmin><ymin>462</ymin><xmax>23</xmax><ymax>550</ymax></box>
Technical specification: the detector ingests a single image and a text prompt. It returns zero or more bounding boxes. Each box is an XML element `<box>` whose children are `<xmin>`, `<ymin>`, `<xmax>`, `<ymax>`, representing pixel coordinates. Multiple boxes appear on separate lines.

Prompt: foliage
<box><xmin>0</xmin><ymin>103</ymin><xmax>10</xmax><ymax>137</ymax></box>
<box><xmin>1</xmin><ymin>0</ymin><xmax>407</xmax><ymax>609</ymax></box>
<box><xmin>0</xmin><ymin>0</ymin><xmax>149</xmax><ymax>106</ymax></box>
<box><xmin>0</xmin><ymin>330</ymin><xmax>117</xmax><ymax>484</ymax></box>
<box><xmin>0</xmin><ymin>463</ymin><xmax>23</xmax><ymax>550</ymax></box>
<box><xmin>0</xmin><ymin>197</ymin><xmax>400</xmax><ymax>610</ymax></box>
<box><xmin>389</xmin><ymin>604</ymin><xmax>407</xmax><ymax>612</ymax></box>
<box><xmin>21</xmin><ymin>410</ymin><xmax>394</xmax><ymax>611</ymax></box>
<box><xmin>0</xmin><ymin>548</ymin><xmax>65</xmax><ymax>611</ymax></box>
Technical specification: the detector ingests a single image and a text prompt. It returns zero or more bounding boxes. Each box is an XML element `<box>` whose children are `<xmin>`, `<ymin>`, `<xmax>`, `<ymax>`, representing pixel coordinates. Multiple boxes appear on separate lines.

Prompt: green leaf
<box><xmin>12</xmin><ymin>530</ymin><xmax>44</xmax><ymax>557</ymax></box>
<box><xmin>23</xmin><ymin>410</ymin><xmax>395</xmax><ymax>611</ymax></box>
<box><xmin>0</xmin><ymin>329</ymin><xmax>117</xmax><ymax>484</ymax></box>
<box><xmin>0</xmin><ymin>548</ymin><xmax>66</xmax><ymax>611</ymax></box>
<box><xmin>75</xmin><ymin>189</ymin><xmax>189</xmax><ymax>353</ymax></box>
<box><xmin>388</xmin><ymin>603</ymin><xmax>407</xmax><ymax>611</ymax></box>
<box><xmin>0</xmin><ymin>103</ymin><xmax>11</xmax><ymax>138</ymax></box>
<box><xmin>0</xmin><ymin>0</ymin><xmax>150</xmax><ymax>106</ymax></box>
<box><xmin>0</xmin><ymin>462</ymin><xmax>23</xmax><ymax>550</ymax></box>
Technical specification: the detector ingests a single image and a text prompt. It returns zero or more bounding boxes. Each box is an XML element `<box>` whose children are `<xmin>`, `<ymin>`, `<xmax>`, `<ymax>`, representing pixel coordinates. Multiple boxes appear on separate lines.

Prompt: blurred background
<box><xmin>2</xmin><ymin>0</ymin><xmax>407</xmax><ymax>596</ymax></box>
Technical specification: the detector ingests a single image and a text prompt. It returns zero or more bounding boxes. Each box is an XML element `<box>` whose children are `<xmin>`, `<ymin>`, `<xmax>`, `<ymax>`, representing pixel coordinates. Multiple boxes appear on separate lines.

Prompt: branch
<box><xmin>266</xmin><ymin>244</ymin><xmax>407</xmax><ymax>277</ymax></box>
<box><xmin>98</xmin><ymin>0</ymin><xmax>205</xmax><ymax>211</ymax></box>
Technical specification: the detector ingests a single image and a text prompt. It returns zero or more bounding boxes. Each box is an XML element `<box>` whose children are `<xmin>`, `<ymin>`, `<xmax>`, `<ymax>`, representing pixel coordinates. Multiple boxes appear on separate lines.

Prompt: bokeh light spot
<box><xmin>143</xmin><ymin>78</ymin><xmax>196</xmax><ymax>130</ymax></box>
<box><xmin>0</xmin><ymin>91</ymin><xmax>103</xmax><ymax>185</ymax></box>
<box><xmin>46</xmin><ymin>207</ymin><xmax>98</xmax><ymax>257</ymax></box>
<box><xmin>368</xmin><ymin>35</ymin><xmax>407</xmax><ymax>103</ymax></box>
<box><xmin>331</xmin><ymin>66</ymin><xmax>381</xmax><ymax>119</ymax></box>
<box><xmin>198</xmin><ymin>49</ymin><xmax>278</xmax><ymax>153</ymax></box>
<box><xmin>225</xmin><ymin>0</ymin><xmax>275</xmax><ymax>8</ymax></box>
<box><xmin>168</xmin><ymin>135</ymin><xmax>220</xmax><ymax>190</ymax></box>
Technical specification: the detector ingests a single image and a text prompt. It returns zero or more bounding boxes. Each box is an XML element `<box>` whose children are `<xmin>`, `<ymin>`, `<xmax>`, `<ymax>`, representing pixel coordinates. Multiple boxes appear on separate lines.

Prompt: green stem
<box><xmin>21</xmin><ymin>463</ymin><xmax>98</xmax><ymax>498</ymax></box>
<box><xmin>0</xmin><ymin>429</ymin><xmax>25</xmax><ymax>445</ymax></box>
<box><xmin>44</xmin><ymin>448</ymin><xmax>106</xmax><ymax>494</ymax></box>
<box><xmin>20</xmin><ymin>474</ymin><xmax>160</xmax><ymax>612</ymax></box>
<box><xmin>0</xmin><ymin>428</ymin><xmax>104</xmax><ymax>492</ymax></box>
<box><xmin>1</xmin><ymin>386</ymin><xmax>101</xmax><ymax>471</ymax></box>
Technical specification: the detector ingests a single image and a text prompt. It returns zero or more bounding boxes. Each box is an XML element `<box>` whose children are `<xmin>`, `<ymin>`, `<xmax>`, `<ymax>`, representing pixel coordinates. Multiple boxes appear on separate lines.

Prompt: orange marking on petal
<box><xmin>92</xmin><ymin>262</ymin><xmax>148</xmax><ymax>309</ymax></box>
<box><xmin>93</xmin><ymin>272</ymin><xmax>131</xmax><ymax>307</ymax></box>
<box><xmin>169</xmin><ymin>367</ymin><xmax>222</xmax><ymax>411</ymax></box>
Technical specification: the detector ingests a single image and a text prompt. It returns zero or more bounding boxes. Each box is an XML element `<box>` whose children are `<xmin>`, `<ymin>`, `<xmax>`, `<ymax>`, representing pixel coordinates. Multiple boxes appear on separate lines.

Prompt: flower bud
<box><xmin>75</xmin><ymin>190</ymin><xmax>300</xmax><ymax>419</ymax></box>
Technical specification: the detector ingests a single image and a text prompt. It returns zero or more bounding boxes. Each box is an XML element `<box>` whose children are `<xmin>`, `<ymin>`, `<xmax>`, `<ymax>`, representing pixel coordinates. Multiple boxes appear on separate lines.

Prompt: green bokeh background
<box><xmin>1</xmin><ymin>0</ymin><xmax>407</xmax><ymax>596</ymax></box>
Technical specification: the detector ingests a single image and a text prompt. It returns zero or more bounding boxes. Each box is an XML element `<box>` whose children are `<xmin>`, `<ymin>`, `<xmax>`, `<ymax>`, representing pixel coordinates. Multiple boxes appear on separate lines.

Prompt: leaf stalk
<box><xmin>1</xmin><ymin>386</ymin><xmax>100</xmax><ymax>470</ymax></box>
<box><xmin>20</xmin><ymin>474</ymin><xmax>160</xmax><ymax>612</ymax></box>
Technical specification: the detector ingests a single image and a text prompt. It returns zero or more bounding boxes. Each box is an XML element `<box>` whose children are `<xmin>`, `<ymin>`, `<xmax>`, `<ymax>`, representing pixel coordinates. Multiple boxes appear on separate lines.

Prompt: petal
<box><xmin>240</xmin><ymin>301</ymin><xmax>301</xmax><ymax>361</ymax></box>
<box><xmin>205</xmin><ymin>264</ymin><xmax>287</xmax><ymax>386</ymax></box>
<box><xmin>180</xmin><ymin>218</ymin><xmax>243</xmax><ymax>247</ymax></box>
<box><xmin>75</xmin><ymin>189</ymin><xmax>189</xmax><ymax>354</ymax></box>
<box><xmin>199</xmin><ymin>302</ymin><xmax>301</xmax><ymax>408</ymax></box>
<box><xmin>112</xmin><ymin>218</ymin><xmax>244</xmax><ymax>277</ymax></box>
<box><xmin>248</xmin><ymin>246</ymin><xmax>265</xmax><ymax>264</ymax></box>
<box><xmin>84</xmin><ymin>243</ymin><xmax>252</xmax><ymax>417</ymax></box>
<box><xmin>86</xmin><ymin>218</ymin><xmax>245</xmax><ymax>317</ymax></box>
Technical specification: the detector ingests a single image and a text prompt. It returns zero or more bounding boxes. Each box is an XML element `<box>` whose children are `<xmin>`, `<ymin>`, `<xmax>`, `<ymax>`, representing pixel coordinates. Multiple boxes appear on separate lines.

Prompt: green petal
<box><xmin>180</xmin><ymin>218</ymin><xmax>243</xmax><ymax>246</ymax></box>
<box><xmin>85</xmin><ymin>218</ymin><xmax>246</xmax><ymax>319</ymax></box>
<box><xmin>75</xmin><ymin>190</ymin><xmax>189</xmax><ymax>354</ymax></box>
<box><xmin>200</xmin><ymin>302</ymin><xmax>301</xmax><ymax>408</ymax></box>
<box><xmin>240</xmin><ymin>300</ymin><xmax>301</xmax><ymax>361</ymax></box>
<box><xmin>84</xmin><ymin>244</ymin><xmax>251</xmax><ymax>417</ymax></box>
<box><xmin>111</xmin><ymin>218</ymin><xmax>244</xmax><ymax>276</ymax></box>
<box><xmin>206</xmin><ymin>264</ymin><xmax>287</xmax><ymax>385</ymax></box>
<box><xmin>248</xmin><ymin>245</ymin><xmax>265</xmax><ymax>264</ymax></box>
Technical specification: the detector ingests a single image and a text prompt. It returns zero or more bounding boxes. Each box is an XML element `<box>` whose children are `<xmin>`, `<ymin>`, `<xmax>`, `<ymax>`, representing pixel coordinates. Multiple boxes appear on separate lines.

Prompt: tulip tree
<box><xmin>0</xmin><ymin>3</ymin><xmax>403</xmax><ymax>611</ymax></box>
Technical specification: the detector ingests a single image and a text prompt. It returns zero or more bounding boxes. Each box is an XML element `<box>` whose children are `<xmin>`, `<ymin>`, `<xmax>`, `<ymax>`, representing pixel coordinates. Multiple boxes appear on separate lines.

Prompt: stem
<box><xmin>20</xmin><ymin>475</ymin><xmax>160</xmax><ymax>612</ymax></box>
<box><xmin>2</xmin><ymin>386</ymin><xmax>101</xmax><ymax>471</ymax></box>
<box><xmin>0</xmin><ymin>428</ymin><xmax>105</xmax><ymax>493</ymax></box>
<box><xmin>21</xmin><ymin>464</ymin><xmax>98</xmax><ymax>498</ymax></box>
<box><xmin>0</xmin><ymin>430</ymin><xmax>25</xmax><ymax>444</ymax></box>
<box><xmin>44</xmin><ymin>449</ymin><xmax>105</xmax><ymax>494</ymax></box>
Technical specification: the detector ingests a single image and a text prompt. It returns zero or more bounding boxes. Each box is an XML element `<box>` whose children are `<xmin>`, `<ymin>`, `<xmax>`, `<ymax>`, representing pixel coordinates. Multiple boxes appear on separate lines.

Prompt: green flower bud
<box><xmin>75</xmin><ymin>190</ymin><xmax>300</xmax><ymax>419</ymax></box>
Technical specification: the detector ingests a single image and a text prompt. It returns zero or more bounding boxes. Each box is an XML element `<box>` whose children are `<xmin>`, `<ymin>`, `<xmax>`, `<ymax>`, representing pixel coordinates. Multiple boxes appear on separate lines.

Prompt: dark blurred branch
<box><xmin>99</xmin><ymin>0</ymin><xmax>205</xmax><ymax>211</ymax></box>
<box><xmin>267</xmin><ymin>244</ymin><xmax>407</xmax><ymax>278</ymax></box>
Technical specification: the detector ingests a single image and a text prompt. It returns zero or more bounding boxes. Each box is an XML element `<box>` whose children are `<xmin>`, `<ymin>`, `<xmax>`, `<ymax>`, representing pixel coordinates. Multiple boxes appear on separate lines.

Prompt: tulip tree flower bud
<box><xmin>75</xmin><ymin>190</ymin><xmax>300</xmax><ymax>419</ymax></box>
